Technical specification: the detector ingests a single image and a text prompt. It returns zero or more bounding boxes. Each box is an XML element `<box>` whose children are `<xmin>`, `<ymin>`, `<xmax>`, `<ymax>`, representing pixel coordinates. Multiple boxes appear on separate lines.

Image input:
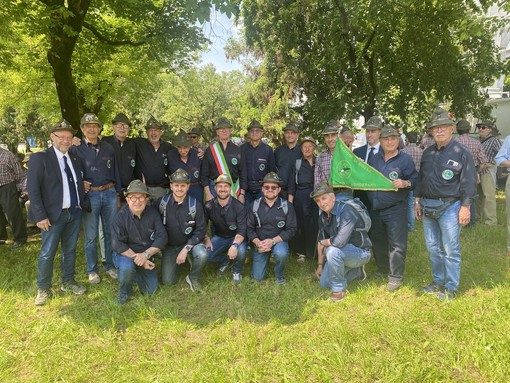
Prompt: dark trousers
<box><xmin>0</xmin><ymin>182</ymin><xmax>26</xmax><ymax>242</ymax></box>
<box><xmin>369</xmin><ymin>202</ymin><xmax>408</xmax><ymax>280</ymax></box>
<box><xmin>292</xmin><ymin>188</ymin><xmax>318</xmax><ymax>258</ymax></box>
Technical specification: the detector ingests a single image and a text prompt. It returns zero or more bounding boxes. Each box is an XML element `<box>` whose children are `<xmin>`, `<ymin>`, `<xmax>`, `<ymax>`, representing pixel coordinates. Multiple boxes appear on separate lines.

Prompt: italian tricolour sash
<box><xmin>210</xmin><ymin>142</ymin><xmax>240</xmax><ymax>198</ymax></box>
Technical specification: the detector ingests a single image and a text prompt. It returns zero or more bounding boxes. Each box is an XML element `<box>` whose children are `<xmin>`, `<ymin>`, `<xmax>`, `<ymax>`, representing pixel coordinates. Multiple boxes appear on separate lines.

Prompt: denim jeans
<box><xmin>207</xmin><ymin>235</ymin><xmax>247</xmax><ymax>274</ymax></box>
<box><xmin>319</xmin><ymin>243</ymin><xmax>371</xmax><ymax>293</ymax></box>
<box><xmin>37</xmin><ymin>209</ymin><xmax>82</xmax><ymax>289</ymax></box>
<box><xmin>423</xmin><ymin>200</ymin><xmax>462</xmax><ymax>292</ymax></box>
<box><xmin>113</xmin><ymin>252</ymin><xmax>158</xmax><ymax>301</ymax></box>
<box><xmin>82</xmin><ymin>188</ymin><xmax>117</xmax><ymax>274</ymax></box>
<box><xmin>161</xmin><ymin>244</ymin><xmax>208</xmax><ymax>285</ymax></box>
<box><xmin>407</xmin><ymin>190</ymin><xmax>415</xmax><ymax>232</ymax></box>
<box><xmin>252</xmin><ymin>241</ymin><xmax>289</xmax><ymax>281</ymax></box>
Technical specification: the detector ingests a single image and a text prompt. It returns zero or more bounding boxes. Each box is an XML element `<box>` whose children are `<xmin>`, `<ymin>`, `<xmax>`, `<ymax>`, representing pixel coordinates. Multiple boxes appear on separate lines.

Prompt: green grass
<box><xmin>0</xmin><ymin>195</ymin><xmax>509</xmax><ymax>382</ymax></box>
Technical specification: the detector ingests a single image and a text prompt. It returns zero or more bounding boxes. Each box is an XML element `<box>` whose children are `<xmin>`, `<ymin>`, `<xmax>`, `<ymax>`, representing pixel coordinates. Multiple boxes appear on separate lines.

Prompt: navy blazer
<box><xmin>27</xmin><ymin>147</ymin><xmax>86</xmax><ymax>224</ymax></box>
<box><xmin>353</xmin><ymin>144</ymin><xmax>368</xmax><ymax>162</ymax></box>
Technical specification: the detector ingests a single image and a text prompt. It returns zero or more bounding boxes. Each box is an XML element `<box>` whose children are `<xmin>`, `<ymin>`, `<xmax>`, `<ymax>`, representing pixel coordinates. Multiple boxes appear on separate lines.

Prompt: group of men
<box><xmin>20</xmin><ymin>106</ymin><xmax>501</xmax><ymax>305</ymax></box>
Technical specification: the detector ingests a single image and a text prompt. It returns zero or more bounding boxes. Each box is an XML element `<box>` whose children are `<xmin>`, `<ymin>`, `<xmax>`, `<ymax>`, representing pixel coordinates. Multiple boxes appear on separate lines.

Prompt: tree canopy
<box><xmin>0</xmin><ymin>0</ymin><xmax>239</xmax><ymax>139</ymax></box>
<box><xmin>241</xmin><ymin>0</ymin><xmax>505</xmax><ymax>131</ymax></box>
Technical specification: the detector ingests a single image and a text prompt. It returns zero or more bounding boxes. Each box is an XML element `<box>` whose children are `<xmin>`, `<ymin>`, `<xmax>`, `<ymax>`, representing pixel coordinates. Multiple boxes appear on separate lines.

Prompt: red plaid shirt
<box><xmin>455</xmin><ymin>134</ymin><xmax>488</xmax><ymax>167</ymax></box>
<box><xmin>402</xmin><ymin>143</ymin><xmax>423</xmax><ymax>172</ymax></box>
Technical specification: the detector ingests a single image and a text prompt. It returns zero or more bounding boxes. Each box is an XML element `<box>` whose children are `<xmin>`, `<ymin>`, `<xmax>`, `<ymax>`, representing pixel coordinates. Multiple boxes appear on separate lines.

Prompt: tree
<box><xmin>242</xmin><ymin>0</ymin><xmax>504</xmax><ymax>131</ymax></box>
<box><xmin>2</xmin><ymin>0</ymin><xmax>239</xmax><ymax>134</ymax></box>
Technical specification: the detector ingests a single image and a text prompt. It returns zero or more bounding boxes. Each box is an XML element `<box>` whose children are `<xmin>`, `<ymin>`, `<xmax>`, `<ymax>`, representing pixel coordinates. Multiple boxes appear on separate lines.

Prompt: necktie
<box><xmin>63</xmin><ymin>156</ymin><xmax>79</xmax><ymax>211</ymax></box>
<box><xmin>367</xmin><ymin>147</ymin><xmax>375</xmax><ymax>163</ymax></box>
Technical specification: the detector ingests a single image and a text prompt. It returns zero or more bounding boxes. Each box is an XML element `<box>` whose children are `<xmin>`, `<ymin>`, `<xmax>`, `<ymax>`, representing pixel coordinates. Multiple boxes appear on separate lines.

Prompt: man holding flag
<box><xmin>366</xmin><ymin>125</ymin><xmax>417</xmax><ymax>291</ymax></box>
<box><xmin>201</xmin><ymin>117</ymin><xmax>247</xmax><ymax>204</ymax></box>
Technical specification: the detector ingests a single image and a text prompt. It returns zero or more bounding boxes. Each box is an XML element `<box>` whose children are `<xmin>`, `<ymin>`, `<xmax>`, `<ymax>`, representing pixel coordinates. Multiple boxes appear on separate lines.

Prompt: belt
<box><xmin>190</xmin><ymin>181</ymin><xmax>201</xmax><ymax>186</ymax></box>
<box><xmin>423</xmin><ymin>197</ymin><xmax>457</xmax><ymax>202</ymax></box>
<box><xmin>90</xmin><ymin>182</ymin><xmax>115</xmax><ymax>191</ymax></box>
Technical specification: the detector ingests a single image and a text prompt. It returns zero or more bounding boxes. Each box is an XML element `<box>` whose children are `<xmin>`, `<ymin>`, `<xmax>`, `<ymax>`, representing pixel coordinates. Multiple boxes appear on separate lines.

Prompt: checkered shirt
<box><xmin>314</xmin><ymin>149</ymin><xmax>333</xmax><ymax>185</ymax></box>
<box><xmin>0</xmin><ymin>148</ymin><xmax>24</xmax><ymax>187</ymax></box>
<box><xmin>455</xmin><ymin>134</ymin><xmax>488</xmax><ymax>167</ymax></box>
<box><xmin>402</xmin><ymin>143</ymin><xmax>423</xmax><ymax>172</ymax></box>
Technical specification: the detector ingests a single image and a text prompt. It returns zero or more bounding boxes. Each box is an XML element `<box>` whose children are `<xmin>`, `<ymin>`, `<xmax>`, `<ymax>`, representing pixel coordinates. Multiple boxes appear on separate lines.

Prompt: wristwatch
<box><xmin>271</xmin><ymin>238</ymin><xmax>276</xmax><ymax>246</ymax></box>
<box><xmin>143</xmin><ymin>251</ymin><xmax>150</xmax><ymax>259</ymax></box>
<box><xmin>232</xmin><ymin>243</ymin><xmax>240</xmax><ymax>248</ymax></box>
<box><xmin>185</xmin><ymin>245</ymin><xmax>192</xmax><ymax>252</ymax></box>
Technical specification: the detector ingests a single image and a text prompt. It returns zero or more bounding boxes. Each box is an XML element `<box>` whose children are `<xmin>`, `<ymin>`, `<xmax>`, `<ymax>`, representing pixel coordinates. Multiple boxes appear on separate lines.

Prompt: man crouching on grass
<box><xmin>111</xmin><ymin>180</ymin><xmax>167</xmax><ymax>305</ymax></box>
<box><xmin>312</xmin><ymin>182</ymin><xmax>372</xmax><ymax>302</ymax></box>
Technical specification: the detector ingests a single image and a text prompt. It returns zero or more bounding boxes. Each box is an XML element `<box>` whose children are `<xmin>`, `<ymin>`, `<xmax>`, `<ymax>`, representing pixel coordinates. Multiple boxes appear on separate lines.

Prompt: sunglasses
<box><xmin>263</xmin><ymin>185</ymin><xmax>279</xmax><ymax>191</ymax></box>
<box><xmin>479</xmin><ymin>126</ymin><xmax>490</xmax><ymax>130</ymax></box>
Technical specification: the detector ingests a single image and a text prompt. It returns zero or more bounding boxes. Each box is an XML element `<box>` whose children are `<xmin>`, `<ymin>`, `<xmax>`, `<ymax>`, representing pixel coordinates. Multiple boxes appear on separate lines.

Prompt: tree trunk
<box><xmin>44</xmin><ymin>0</ymin><xmax>92</xmax><ymax>137</ymax></box>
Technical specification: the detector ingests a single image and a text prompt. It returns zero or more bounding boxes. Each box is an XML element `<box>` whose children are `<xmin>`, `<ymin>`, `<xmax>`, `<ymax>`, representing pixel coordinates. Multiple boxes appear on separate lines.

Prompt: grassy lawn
<box><xmin>0</xmin><ymin>195</ymin><xmax>509</xmax><ymax>382</ymax></box>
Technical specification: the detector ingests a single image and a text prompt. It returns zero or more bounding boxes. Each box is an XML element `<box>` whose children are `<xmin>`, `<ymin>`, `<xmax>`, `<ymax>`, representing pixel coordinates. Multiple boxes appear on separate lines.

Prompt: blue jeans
<box><xmin>207</xmin><ymin>236</ymin><xmax>247</xmax><ymax>274</ymax></box>
<box><xmin>82</xmin><ymin>189</ymin><xmax>117</xmax><ymax>274</ymax></box>
<box><xmin>407</xmin><ymin>191</ymin><xmax>415</xmax><ymax>232</ymax></box>
<box><xmin>37</xmin><ymin>209</ymin><xmax>82</xmax><ymax>289</ymax></box>
<box><xmin>113</xmin><ymin>252</ymin><xmax>158</xmax><ymax>301</ymax></box>
<box><xmin>422</xmin><ymin>200</ymin><xmax>462</xmax><ymax>292</ymax></box>
<box><xmin>252</xmin><ymin>241</ymin><xmax>289</xmax><ymax>281</ymax></box>
<box><xmin>161</xmin><ymin>244</ymin><xmax>208</xmax><ymax>285</ymax></box>
<box><xmin>319</xmin><ymin>244</ymin><xmax>371</xmax><ymax>293</ymax></box>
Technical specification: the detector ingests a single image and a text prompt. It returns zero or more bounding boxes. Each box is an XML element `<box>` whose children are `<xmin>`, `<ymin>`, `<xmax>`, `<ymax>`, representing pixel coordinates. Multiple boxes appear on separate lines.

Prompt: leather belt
<box><xmin>90</xmin><ymin>182</ymin><xmax>115</xmax><ymax>191</ymax></box>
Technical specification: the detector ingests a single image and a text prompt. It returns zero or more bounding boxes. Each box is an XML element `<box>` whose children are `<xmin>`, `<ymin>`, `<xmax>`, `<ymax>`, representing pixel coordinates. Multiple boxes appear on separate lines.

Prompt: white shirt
<box><xmin>364</xmin><ymin>142</ymin><xmax>381</xmax><ymax>162</ymax></box>
<box><xmin>53</xmin><ymin>147</ymin><xmax>79</xmax><ymax>209</ymax></box>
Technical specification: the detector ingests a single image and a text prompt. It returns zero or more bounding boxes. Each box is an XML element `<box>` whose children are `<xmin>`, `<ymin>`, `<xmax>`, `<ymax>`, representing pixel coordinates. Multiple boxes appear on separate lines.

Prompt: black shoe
<box><xmin>0</xmin><ymin>240</ymin><xmax>6</xmax><ymax>245</ymax></box>
<box><xmin>12</xmin><ymin>240</ymin><xmax>27</xmax><ymax>249</ymax></box>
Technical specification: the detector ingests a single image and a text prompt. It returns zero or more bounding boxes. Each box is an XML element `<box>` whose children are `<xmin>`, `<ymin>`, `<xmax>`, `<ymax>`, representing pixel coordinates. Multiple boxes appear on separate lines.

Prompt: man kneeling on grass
<box><xmin>111</xmin><ymin>180</ymin><xmax>167</xmax><ymax>305</ymax></box>
<box><xmin>312</xmin><ymin>182</ymin><xmax>372</xmax><ymax>302</ymax></box>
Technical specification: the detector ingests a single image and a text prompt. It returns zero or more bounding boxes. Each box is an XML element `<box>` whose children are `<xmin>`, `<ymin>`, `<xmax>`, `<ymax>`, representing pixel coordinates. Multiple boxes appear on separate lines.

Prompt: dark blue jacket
<box><xmin>27</xmin><ymin>147</ymin><xmax>86</xmax><ymax>224</ymax></box>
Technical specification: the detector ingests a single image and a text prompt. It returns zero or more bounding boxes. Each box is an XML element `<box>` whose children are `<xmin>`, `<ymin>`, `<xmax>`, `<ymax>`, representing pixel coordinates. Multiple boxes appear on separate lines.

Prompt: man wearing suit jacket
<box><xmin>28</xmin><ymin>120</ymin><xmax>87</xmax><ymax>306</ymax></box>
<box><xmin>353</xmin><ymin>116</ymin><xmax>383</xmax><ymax>210</ymax></box>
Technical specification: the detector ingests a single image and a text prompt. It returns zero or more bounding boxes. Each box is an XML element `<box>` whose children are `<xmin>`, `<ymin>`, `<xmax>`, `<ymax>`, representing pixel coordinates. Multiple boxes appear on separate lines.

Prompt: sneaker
<box><xmin>331</xmin><ymin>290</ymin><xmax>347</xmax><ymax>302</ymax></box>
<box><xmin>232</xmin><ymin>272</ymin><xmax>242</xmax><ymax>285</ymax></box>
<box><xmin>88</xmin><ymin>272</ymin><xmax>101</xmax><ymax>284</ymax></box>
<box><xmin>61</xmin><ymin>280</ymin><xmax>87</xmax><ymax>295</ymax></box>
<box><xmin>35</xmin><ymin>289</ymin><xmax>50</xmax><ymax>306</ymax></box>
<box><xmin>420</xmin><ymin>283</ymin><xmax>444</xmax><ymax>294</ymax></box>
<box><xmin>296</xmin><ymin>254</ymin><xmax>306</xmax><ymax>263</ymax></box>
<box><xmin>217</xmin><ymin>262</ymin><xmax>232</xmax><ymax>276</ymax></box>
<box><xmin>387</xmin><ymin>279</ymin><xmax>402</xmax><ymax>292</ymax></box>
<box><xmin>186</xmin><ymin>275</ymin><xmax>202</xmax><ymax>292</ymax></box>
<box><xmin>437</xmin><ymin>289</ymin><xmax>456</xmax><ymax>301</ymax></box>
<box><xmin>276</xmin><ymin>278</ymin><xmax>286</xmax><ymax>285</ymax></box>
<box><xmin>105</xmin><ymin>268</ymin><xmax>118</xmax><ymax>280</ymax></box>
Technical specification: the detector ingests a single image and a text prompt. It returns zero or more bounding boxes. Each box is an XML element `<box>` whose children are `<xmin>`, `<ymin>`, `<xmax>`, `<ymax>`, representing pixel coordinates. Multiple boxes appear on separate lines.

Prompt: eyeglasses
<box><xmin>52</xmin><ymin>133</ymin><xmax>73</xmax><ymax>141</ymax></box>
<box><xmin>431</xmin><ymin>126</ymin><xmax>450</xmax><ymax>132</ymax></box>
<box><xmin>250</xmin><ymin>129</ymin><xmax>263</xmax><ymax>134</ymax></box>
<box><xmin>126</xmin><ymin>196</ymin><xmax>147</xmax><ymax>202</ymax></box>
<box><xmin>188</xmin><ymin>135</ymin><xmax>199</xmax><ymax>139</ymax></box>
<box><xmin>263</xmin><ymin>185</ymin><xmax>279</xmax><ymax>191</ymax></box>
<box><xmin>479</xmin><ymin>126</ymin><xmax>490</xmax><ymax>130</ymax></box>
<box><xmin>115</xmin><ymin>123</ymin><xmax>129</xmax><ymax>129</ymax></box>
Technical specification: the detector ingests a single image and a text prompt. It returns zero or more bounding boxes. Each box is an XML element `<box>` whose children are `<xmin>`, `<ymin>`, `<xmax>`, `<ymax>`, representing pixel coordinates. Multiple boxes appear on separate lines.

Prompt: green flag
<box><xmin>329</xmin><ymin>138</ymin><xmax>397</xmax><ymax>191</ymax></box>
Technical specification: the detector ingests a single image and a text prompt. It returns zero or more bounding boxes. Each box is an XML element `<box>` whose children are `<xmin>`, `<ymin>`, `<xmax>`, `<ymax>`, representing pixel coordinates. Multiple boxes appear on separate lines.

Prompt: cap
<box><xmin>428</xmin><ymin>108</ymin><xmax>455</xmax><ymax>129</ymax></box>
<box><xmin>214</xmin><ymin>174</ymin><xmax>232</xmax><ymax>186</ymax></box>
<box><xmin>80</xmin><ymin>113</ymin><xmax>101</xmax><ymax>128</ymax></box>
<box><xmin>456</xmin><ymin>119</ymin><xmax>471</xmax><ymax>132</ymax></box>
<box><xmin>476</xmin><ymin>120</ymin><xmax>495</xmax><ymax>129</ymax></box>
<box><xmin>188</xmin><ymin>127</ymin><xmax>202</xmax><ymax>136</ymax></box>
<box><xmin>112</xmin><ymin>113</ymin><xmax>131</xmax><ymax>127</ymax></box>
<box><xmin>310</xmin><ymin>182</ymin><xmax>334</xmax><ymax>199</ymax></box>
<box><xmin>283</xmin><ymin>120</ymin><xmax>300</xmax><ymax>133</ymax></box>
<box><xmin>300</xmin><ymin>136</ymin><xmax>316</xmax><ymax>145</ymax></box>
<box><xmin>173</xmin><ymin>131</ymin><xmax>192</xmax><ymax>147</ymax></box>
<box><xmin>364</xmin><ymin>116</ymin><xmax>383</xmax><ymax>130</ymax></box>
<box><xmin>260</xmin><ymin>172</ymin><xmax>282</xmax><ymax>185</ymax></box>
<box><xmin>379</xmin><ymin>125</ymin><xmax>399</xmax><ymax>138</ymax></box>
<box><xmin>124</xmin><ymin>179</ymin><xmax>149</xmax><ymax>196</ymax></box>
<box><xmin>51</xmin><ymin>119</ymin><xmax>76</xmax><ymax>134</ymax></box>
<box><xmin>215</xmin><ymin>117</ymin><xmax>232</xmax><ymax>129</ymax></box>
<box><xmin>322</xmin><ymin>120</ymin><xmax>341</xmax><ymax>135</ymax></box>
<box><xmin>248</xmin><ymin>119</ymin><xmax>264</xmax><ymax>131</ymax></box>
<box><xmin>145</xmin><ymin>115</ymin><xmax>163</xmax><ymax>130</ymax></box>
<box><xmin>170</xmin><ymin>168</ymin><xmax>190</xmax><ymax>183</ymax></box>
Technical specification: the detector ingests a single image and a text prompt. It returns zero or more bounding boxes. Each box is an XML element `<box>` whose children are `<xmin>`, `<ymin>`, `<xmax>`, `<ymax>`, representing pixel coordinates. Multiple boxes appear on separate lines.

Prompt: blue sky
<box><xmin>199</xmin><ymin>11</ymin><xmax>243</xmax><ymax>72</ymax></box>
